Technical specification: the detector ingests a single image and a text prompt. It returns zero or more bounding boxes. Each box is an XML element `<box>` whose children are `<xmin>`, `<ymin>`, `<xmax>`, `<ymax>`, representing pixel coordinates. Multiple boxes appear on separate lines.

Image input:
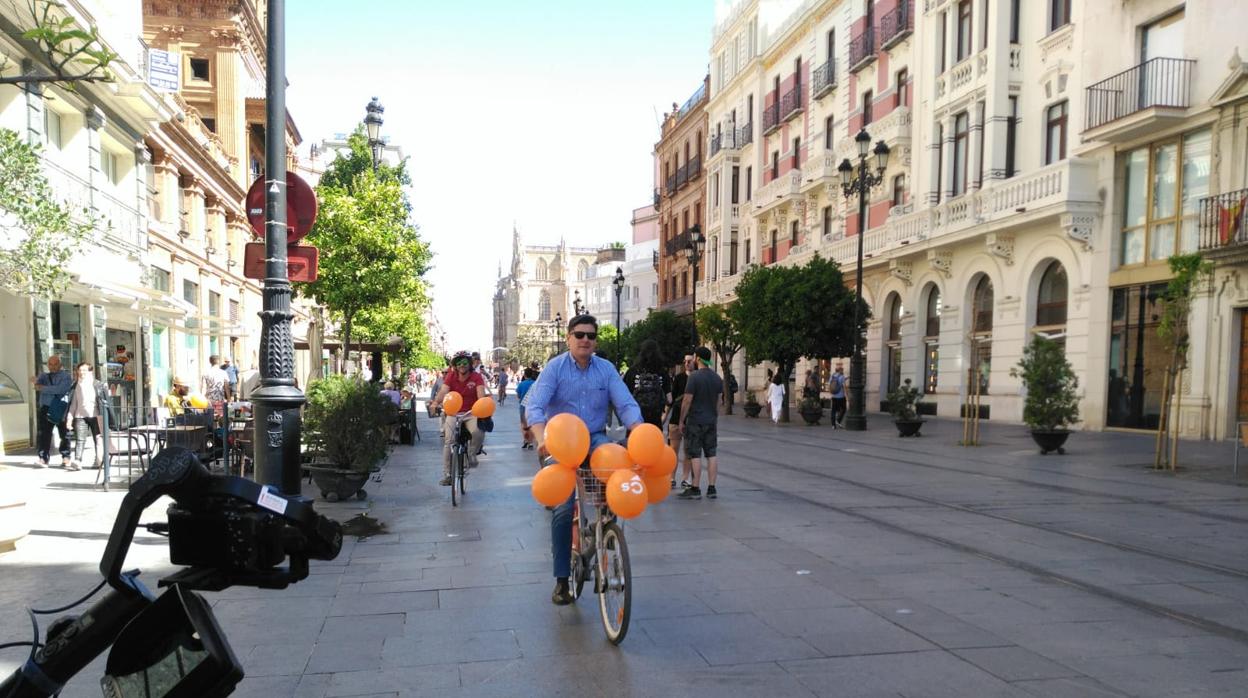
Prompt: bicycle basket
<box><xmin>577</xmin><ymin>468</ymin><xmax>607</xmax><ymax>507</ymax></box>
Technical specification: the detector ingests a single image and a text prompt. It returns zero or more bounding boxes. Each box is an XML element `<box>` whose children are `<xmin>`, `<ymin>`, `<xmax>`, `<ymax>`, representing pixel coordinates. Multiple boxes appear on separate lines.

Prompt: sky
<box><xmin>286</xmin><ymin>1</ymin><xmax>715</xmax><ymax>354</ymax></box>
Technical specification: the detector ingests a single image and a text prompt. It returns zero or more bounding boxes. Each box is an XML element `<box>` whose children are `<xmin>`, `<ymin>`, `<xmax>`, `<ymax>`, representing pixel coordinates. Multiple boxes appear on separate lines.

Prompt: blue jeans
<box><xmin>551</xmin><ymin>431</ymin><xmax>612</xmax><ymax>578</ymax></box>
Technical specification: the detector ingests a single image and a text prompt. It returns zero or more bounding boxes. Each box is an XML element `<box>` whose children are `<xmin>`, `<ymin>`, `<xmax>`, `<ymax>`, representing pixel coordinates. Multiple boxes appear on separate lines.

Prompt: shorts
<box><xmin>684</xmin><ymin>422</ymin><xmax>717</xmax><ymax>458</ymax></box>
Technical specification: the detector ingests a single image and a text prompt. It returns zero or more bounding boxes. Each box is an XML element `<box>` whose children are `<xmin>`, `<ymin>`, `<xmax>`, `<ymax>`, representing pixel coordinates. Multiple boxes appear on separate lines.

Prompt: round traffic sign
<box><xmin>246</xmin><ymin>171</ymin><xmax>318</xmax><ymax>244</ymax></box>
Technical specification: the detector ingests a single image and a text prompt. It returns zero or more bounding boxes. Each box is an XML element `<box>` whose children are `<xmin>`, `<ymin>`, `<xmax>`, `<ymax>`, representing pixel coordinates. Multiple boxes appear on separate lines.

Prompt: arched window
<box><xmin>971</xmin><ymin>275</ymin><xmax>994</xmax><ymax>393</ymax></box>
<box><xmin>536</xmin><ymin>258</ymin><xmax>548</xmax><ymax>281</ymax></box>
<box><xmin>1035</xmin><ymin>261</ymin><xmax>1068</xmax><ymax>328</ymax></box>
<box><xmin>538</xmin><ymin>291</ymin><xmax>551</xmax><ymax>321</ymax></box>
<box><xmin>923</xmin><ymin>285</ymin><xmax>941</xmax><ymax>394</ymax></box>
<box><xmin>577</xmin><ymin>260</ymin><xmax>589</xmax><ymax>281</ymax></box>
<box><xmin>884</xmin><ymin>293</ymin><xmax>904</xmax><ymax>394</ymax></box>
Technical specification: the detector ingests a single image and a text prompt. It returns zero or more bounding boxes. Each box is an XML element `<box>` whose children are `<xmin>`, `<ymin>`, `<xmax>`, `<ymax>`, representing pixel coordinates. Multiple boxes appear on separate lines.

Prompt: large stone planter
<box><xmin>894</xmin><ymin>419</ymin><xmax>925</xmax><ymax>437</ymax></box>
<box><xmin>1030</xmin><ymin>429</ymin><xmax>1070</xmax><ymax>455</ymax></box>
<box><xmin>799</xmin><ymin>408</ymin><xmax>822</xmax><ymax>425</ymax></box>
<box><xmin>743</xmin><ymin>403</ymin><xmax>762</xmax><ymax>418</ymax></box>
<box><xmin>306</xmin><ymin>466</ymin><xmax>373</xmax><ymax>502</ymax></box>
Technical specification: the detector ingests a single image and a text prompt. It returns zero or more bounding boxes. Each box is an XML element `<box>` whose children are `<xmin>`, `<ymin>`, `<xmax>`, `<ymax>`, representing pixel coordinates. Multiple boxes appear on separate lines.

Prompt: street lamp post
<box><xmin>364</xmin><ymin>97</ymin><xmax>384</xmax><ymax>172</ymax></box>
<box><xmin>573</xmin><ymin>289</ymin><xmax>585</xmax><ymax>316</ymax></box>
<box><xmin>686</xmin><ymin>225</ymin><xmax>705</xmax><ymax>346</ymax></box>
<box><xmin>612</xmin><ymin>266</ymin><xmax>625</xmax><ymax>365</ymax></box>
<box><xmin>837</xmin><ymin>129</ymin><xmax>891</xmax><ymax>431</ymax></box>
<box><xmin>552</xmin><ymin>312</ymin><xmax>563</xmax><ymax>358</ymax></box>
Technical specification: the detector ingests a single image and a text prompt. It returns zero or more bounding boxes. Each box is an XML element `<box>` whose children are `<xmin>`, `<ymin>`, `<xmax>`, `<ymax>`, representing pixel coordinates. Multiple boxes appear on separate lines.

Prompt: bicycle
<box><xmin>446</xmin><ymin>412</ymin><xmax>470</xmax><ymax>506</ymax></box>
<box><xmin>0</xmin><ymin>447</ymin><xmax>341</xmax><ymax>697</ymax></box>
<box><xmin>551</xmin><ymin>457</ymin><xmax>632</xmax><ymax>644</ymax></box>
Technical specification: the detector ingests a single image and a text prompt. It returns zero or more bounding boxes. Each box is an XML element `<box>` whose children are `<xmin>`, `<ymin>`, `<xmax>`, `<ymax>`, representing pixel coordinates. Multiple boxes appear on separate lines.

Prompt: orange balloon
<box><xmin>545</xmin><ymin>413</ymin><xmax>590</xmax><ymax>468</ymax></box>
<box><xmin>443</xmin><ymin>391</ymin><xmax>464</xmax><ymax>415</ymax></box>
<box><xmin>532</xmin><ymin>465</ymin><xmax>576</xmax><ymax>507</ymax></box>
<box><xmin>589</xmin><ymin>443</ymin><xmax>634</xmax><ymax>483</ymax></box>
<box><xmin>471</xmin><ymin>396</ymin><xmax>496</xmax><ymax>418</ymax></box>
<box><xmin>643</xmin><ymin>473</ymin><xmax>671</xmax><ymax>504</ymax></box>
<box><xmin>627</xmin><ymin>423</ymin><xmax>665</xmax><ymax>468</ymax></box>
<box><xmin>646</xmin><ymin>445</ymin><xmax>678</xmax><ymax>477</ymax></box>
<box><xmin>606</xmin><ymin>470</ymin><xmax>648</xmax><ymax>519</ymax></box>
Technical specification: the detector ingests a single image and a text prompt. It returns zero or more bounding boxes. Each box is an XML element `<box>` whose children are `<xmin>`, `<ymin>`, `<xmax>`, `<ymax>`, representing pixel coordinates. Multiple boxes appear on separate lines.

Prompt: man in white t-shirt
<box><xmin>202</xmin><ymin>355</ymin><xmax>228</xmax><ymax>403</ymax></box>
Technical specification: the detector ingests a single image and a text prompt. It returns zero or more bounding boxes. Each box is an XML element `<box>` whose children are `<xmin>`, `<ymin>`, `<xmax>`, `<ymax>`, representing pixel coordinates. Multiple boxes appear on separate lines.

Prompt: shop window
<box><xmin>885</xmin><ymin>293</ymin><xmax>904</xmax><ymax>395</ymax></box>
<box><xmin>923</xmin><ymin>285</ymin><xmax>941</xmax><ymax>394</ymax></box>
<box><xmin>1106</xmin><ymin>284</ymin><xmax>1166</xmax><ymax>428</ymax></box>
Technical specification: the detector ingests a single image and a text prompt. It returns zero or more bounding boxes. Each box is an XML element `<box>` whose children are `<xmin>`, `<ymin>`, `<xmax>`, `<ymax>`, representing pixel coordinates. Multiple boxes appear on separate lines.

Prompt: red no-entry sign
<box><xmin>243</xmin><ymin>242</ymin><xmax>319</xmax><ymax>282</ymax></box>
<box><xmin>246</xmin><ymin>171</ymin><xmax>318</xmax><ymax>244</ymax></box>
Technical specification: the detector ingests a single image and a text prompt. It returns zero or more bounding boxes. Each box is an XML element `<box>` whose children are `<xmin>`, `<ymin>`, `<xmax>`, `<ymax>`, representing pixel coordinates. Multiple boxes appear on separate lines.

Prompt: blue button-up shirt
<box><xmin>524</xmin><ymin>353</ymin><xmax>642</xmax><ymax>440</ymax></box>
<box><xmin>36</xmin><ymin>369</ymin><xmax>73</xmax><ymax>407</ymax></box>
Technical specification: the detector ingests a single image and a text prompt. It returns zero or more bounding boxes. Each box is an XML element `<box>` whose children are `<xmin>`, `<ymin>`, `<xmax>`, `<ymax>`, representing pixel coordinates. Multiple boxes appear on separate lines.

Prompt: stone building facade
<box><xmin>655</xmin><ymin>77</ymin><xmax>709</xmax><ymax>318</ymax></box>
<box><xmin>492</xmin><ymin>228</ymin><xmax>599</xmax><ymax>352</ymax></box>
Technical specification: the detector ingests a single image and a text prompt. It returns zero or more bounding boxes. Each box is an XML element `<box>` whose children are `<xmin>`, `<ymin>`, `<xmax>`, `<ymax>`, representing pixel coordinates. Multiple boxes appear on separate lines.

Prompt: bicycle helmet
<box><xmin>451</xmin><ymin>350</ymin><xmax>472</xmax><ymax>366</ymax></box>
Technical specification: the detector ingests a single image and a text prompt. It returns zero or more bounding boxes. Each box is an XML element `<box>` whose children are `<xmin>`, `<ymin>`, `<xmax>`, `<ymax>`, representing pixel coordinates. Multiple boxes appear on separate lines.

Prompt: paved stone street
<box><xmin>3</xmin><ymin>399</ymin><xmax>1248</xmax><ymax>697</ymax></box>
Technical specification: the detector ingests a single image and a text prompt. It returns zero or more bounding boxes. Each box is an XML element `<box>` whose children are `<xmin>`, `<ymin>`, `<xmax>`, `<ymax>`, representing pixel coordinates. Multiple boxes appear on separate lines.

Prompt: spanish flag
<box><xmin>1220</xmin><ymin>195</ymin><xmax>1248</xmax><ymax>245</ymax></box>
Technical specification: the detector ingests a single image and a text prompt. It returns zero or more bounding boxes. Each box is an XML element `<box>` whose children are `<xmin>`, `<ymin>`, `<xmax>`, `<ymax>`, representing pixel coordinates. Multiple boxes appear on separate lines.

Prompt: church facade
<box><xmin>493</xmin><ymin>228</ymin><xmax>600</xmax><ymax>352</ymax></box>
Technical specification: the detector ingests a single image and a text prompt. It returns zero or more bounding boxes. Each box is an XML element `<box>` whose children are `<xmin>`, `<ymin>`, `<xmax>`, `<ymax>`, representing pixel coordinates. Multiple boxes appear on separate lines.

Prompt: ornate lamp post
<box><xmin>573</xmin><ymin>289</ymin><xmax>585</xmax><ymax>316</ymax></box>
<box><xmin>685</xmin><ymin>224</ymin><xmax>705</xmax><ymax>346</ymax></box>
<box><xmin>837</xmin><ymin>129</ymin><xmax>891</xmax><ymax>431</ymax></box>
<box><xmin>364</xmin><ymin>97</ymin><xmax>384</xmax><ymax>172</ymax></box>
<box><xmin>552</xmin><ymin>312</ymin><xmax>563</xmax><ymax>357</ymax></box>
<box><xmin>612</xmin><ymin>266</ymin><xmax>625</xmax><ymax>364</ymax></box>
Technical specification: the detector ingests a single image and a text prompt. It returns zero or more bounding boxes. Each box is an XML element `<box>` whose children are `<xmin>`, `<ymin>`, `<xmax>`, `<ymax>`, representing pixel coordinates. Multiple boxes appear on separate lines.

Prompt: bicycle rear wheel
<box><xmin>597</xmin><ymin>521</ymin><xmax>631</xmax><ymax>644</ymax></box>
<box><xmin>451</xmin><ymin>451</ymin><xmax>460</xmax><ymax>507</ymax></box>
<box><xmin>458</xmin><ymin>455</ymin><xmax>466</xmax><ymax>496</ymax></box>
<box><xmin>569</xmin><ymin>503</ymin><xmax>588</xmax><ymax>599</ymax></box>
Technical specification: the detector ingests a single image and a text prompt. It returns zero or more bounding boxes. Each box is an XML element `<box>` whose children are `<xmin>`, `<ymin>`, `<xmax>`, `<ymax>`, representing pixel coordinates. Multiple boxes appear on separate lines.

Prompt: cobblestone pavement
<box><xmin>2</xmin><ymin>400</ymin><xmax>1247</xmax><ymax>697</ymax></box>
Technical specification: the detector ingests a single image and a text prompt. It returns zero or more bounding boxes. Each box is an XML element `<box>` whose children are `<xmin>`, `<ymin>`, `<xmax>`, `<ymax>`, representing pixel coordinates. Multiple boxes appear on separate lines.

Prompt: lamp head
<box><xmin>838</xmin><ymin>158</ymin><xmax>854</xmax><ymax>188</ymax></box>
<box><xmin>364</xmin><ymin>96</ymin><xmax>384</xmax><ymax>143</ymax></box>
<box><xmin>873</xmin><ymin>140</ymin><xmax>890</xmax><ymax>173</ymax></box>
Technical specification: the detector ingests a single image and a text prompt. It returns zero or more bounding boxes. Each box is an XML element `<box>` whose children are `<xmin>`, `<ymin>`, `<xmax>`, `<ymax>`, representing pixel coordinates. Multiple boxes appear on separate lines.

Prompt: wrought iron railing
<box><xmin>738</xmin><ymin>122</ymin><xmax>754</xmax><ymax>146</ymax></box>
<box><xmin>710</xmin><ymin>133</ymin><xmax>722</xmax><ymax>157</ymax></box>
<box><xmin>1084</xmin><ymin>57</ymin><xmax>1195</xmax><ymax>131</ymax></box>
<box><xmin>849</xmin><ymin>27</ymin><xmax>876</xmax><ymax>71</ymax></box>
<box><xmin>676</xmin><ymin>163</ymin><xmax>688</xmax><ymax>190</ymax></box>
<box><xmin>653</xmin><ymin>187</ymin><xmax>661</xmax><ymax>207</ymax></box>
<box><xmin>813</xmin><ymin>60</ymin><xmax>836</xmax><ymax>98</ymax></box>
<box><xmin>1198</xmin><ymin>188</ymin><xmax>1248</xmax><ymax>251</ymax></box>
<box><xmin>780</xmin><ymin>87</ymin><xmax>803</xmax><ymax>121</ymax></box>
<box><xmin>762</xmin><ymin>102</ymin><xmax>781</xmax><ymax>135</ymax></box>
<box><xmin>687</xmin><ymin>154</ymin><xmax>702</xmax><ymax>181</ymax></box>
<box><xmin>665</xmin><ymin>175</ymin><xmax>677</xmax><ymax>196</ymax></box>
<box><xmin>665</xmin><ymin>229</ymin><xmax>693</xmax><ymax>256</ymax></box>
<box><xmin>880</xmin><ymin>1</ymin><xmax>913</xmax><ymax>48</ymax></box>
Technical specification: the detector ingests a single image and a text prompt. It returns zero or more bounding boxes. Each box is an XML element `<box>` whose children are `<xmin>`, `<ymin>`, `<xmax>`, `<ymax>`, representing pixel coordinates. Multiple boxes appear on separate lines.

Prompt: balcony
<box><xmin>653</xmin><ymin>187</ymin><xmax>661</xmax><ymax>207</ymax></box>
<box><xmin>1084</xmin><ymin>57</ymin><xmax>1195</xmax><ymax>141</ymax></box>
<box><xmin>879</xmin><ymin>1</ymin><xmax>913</xmax><ymax>49</ymax></box>
<box><xmin>687</xmin><ymin>154</ymin><xmax>702</xmax><ymax>183</ymax></box>
<box><xmin>44</xmin><ymin>161</ymin><xmax>144</xmax><ymax>251</ymax></box>
<box><xmin>812</xmin><ymin>60</ymin><xmax>837</xmax><ymax>100</ymax></box>
<box><xmin>665</xmin><ymin>175</ymin><xmax>677</xmax><ymax>197</ymax></box>
<box><xmin>737</xmin><ymin>121</ymin><xmax>754</xmax><ymax>146</ymax></box>
<box><xmin>848</xmin><ymin>27</ymin><xmax>876</xmax><ymax>72</ymax></box>
<box><xmin>762</xmin><ymin>102</ymin><xmax>781</xmax><ymax>136</ymax></box>
<box><xmin>754</xmin><ymin>170</ymin><xmax>803</xmax><ymax>215</ymax></box>
<box><xmin>780</xmin><ymin>86</ymin><xmax>803</xmax><ymax>122</ymax></box>
<box><xmin>800</xmin><ymin>152</ymin><xmax>840</xmax><ymax>192</ymax></box>
<box><xmin>1197</xmin><ymin>188</ymin><xmax>1248</xmax><ymax>261</ymax></box>
<box><xmin>676</xmin><ymin>163</ymin><xmax>688</xmax><ymax>190</ymax></box>
<box><xmin>664</xmin><ymin>228</ymin><xmax>693</xmax><ymax>256</ymax></box>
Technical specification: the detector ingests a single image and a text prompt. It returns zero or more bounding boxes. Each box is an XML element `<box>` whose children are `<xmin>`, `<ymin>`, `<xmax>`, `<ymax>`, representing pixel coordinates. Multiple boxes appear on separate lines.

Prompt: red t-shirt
<box><xmin>444</xmin><ymin>370</ymin><xmax>484</xmax><ymax>413</ymax></box>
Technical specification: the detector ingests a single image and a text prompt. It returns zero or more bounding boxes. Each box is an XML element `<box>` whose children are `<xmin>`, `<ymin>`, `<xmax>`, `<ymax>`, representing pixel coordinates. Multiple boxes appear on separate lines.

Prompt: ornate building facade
<box><xmin>492</xmin><ymin>227</ymin><xmax>599</xmax><ymax>352</ymax></box>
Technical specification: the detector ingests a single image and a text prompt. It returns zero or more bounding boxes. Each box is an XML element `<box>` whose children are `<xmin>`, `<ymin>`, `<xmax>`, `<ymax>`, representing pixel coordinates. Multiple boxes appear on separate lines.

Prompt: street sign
<box><xmin>243</xmin><ymin>242</ymin><xmax>319</xmax><ymax>282</ymax></box>
<box><xmin>246</xmin><ymin>171</ymin><xmax>318</xmax><ymax>244</ymax></box>
<box><xmin>147</xmin><ymin>49</ymin><xmax>180</xmax><ymax>92</ymax></box>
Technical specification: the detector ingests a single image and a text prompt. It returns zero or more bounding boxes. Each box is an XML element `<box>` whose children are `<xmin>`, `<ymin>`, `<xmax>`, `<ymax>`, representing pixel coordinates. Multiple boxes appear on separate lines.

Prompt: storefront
<box><xmin>1106</xmin><ymin>283</ymin><xmax>1168</xmax><ymax>430</ymax></box>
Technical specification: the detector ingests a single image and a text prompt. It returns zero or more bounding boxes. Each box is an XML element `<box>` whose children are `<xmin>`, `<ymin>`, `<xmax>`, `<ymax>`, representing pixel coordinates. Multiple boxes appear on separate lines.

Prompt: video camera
<box><xmin>1</xmin><ymin>447</ymin><xmax>343</xmax><ymax>698</ymax></box>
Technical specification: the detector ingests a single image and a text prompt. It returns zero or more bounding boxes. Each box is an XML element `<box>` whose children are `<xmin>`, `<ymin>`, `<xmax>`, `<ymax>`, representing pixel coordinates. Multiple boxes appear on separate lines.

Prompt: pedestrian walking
<box><xmin>202</xmin><ymin>355</ymin><xmax>228</xmax><ymax>405</ymax></box>
<box><xmin>221</xmin><ymin>356</ymin><xmax>238</xmax><ymax>400</ymax></box>
<box><xmin>803</xmin><ymin>369</ymin><xmax>820</xmax><ymax>398</ymax></box>
<box><xmin>724</xmin><ymin>371</ymin><xmax>738</xmax><ymax>407</ymax></box>
<box><xmin>31</xmin><ymin>355</ymin><xmax>73</xmax><ymax>468</ymax></box>
<box><xmin>516</xmin><ymin>366</ymin><xmax>539</xmax><ymax>449</ymax></box>
<box><xmin>497</xmin><ymin>366</ymin><xmax>509</xmax><ymax>405</ymax></box>
<box><xmin>66</xmin><ymin>361</ymin><xmax>110</xmax><ymax>470</ymax></box>
<box><xmin>623</xmin><ymin>340</ymin><xmax>672</xmax><ymax>428</ymax></box>
<box><xmin>667</xmin><ymin>352</ymin><xmax>694</xmax><ymax>489</ymax></box>
<box><xmin>830</xmin><ymin>362</ymin><xmax>847</xmax><ymax>428</ymax></box>
<box><xmin>678</xmin><ymin>346</ymin><xmax>723</xmax><ymax>500</ymax></box>
<box><xmin>766</xmin><ymin>373</ymin><xmax>786</xmax><ymax>424</ymax></box>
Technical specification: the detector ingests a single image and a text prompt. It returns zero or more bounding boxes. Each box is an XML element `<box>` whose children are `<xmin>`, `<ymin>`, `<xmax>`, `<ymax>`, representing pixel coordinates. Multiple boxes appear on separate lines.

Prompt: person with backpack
<box><xmin>623</xmin><ymin>339</ymin><xmax>671</xmax><ymax>430</ymax></box>
<box><xmin>830</xmin><ymin>362</ymin><xmax>847</xmax><ymax>428</ymax></box>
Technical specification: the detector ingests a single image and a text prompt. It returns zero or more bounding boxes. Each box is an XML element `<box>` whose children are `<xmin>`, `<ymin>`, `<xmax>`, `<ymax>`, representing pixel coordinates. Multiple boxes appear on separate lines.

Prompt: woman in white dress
<box><xmin>766</xmin><ymin>373</ymin><xmax>786</xmax><ymax>424</ymax></box>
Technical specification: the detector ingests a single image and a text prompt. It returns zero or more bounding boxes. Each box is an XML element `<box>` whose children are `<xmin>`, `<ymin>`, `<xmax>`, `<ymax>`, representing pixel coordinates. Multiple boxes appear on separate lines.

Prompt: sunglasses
<box><xmin>455</xmin><ymin>360</ymin><xmax>470</xmax><ymax>367</ymax></box>
<box><xmin>571</xmin><ymin>331</ymin><xmax>597</xmax><ymax>340</ymax></box>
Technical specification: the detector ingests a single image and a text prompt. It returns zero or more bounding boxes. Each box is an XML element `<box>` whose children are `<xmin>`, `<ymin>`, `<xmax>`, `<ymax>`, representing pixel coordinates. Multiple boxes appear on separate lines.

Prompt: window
<box><xmin>150</xmin><ymin>268</ymin><xmax>171</xmax><ymax>293</ymax></box>
<box><xmin>862</xmin><ymin>90</ymin><xmax>873</xmax><ymax>125</ymax></box>
<box><xmin>190</xmin><ymin>57</ymin><xmax>210</xmax><ymax>81</ymax></box>
<box><xmin>229</xmin><ymin>299</ymin><xmax>240</xmax><ymax>323</ymax></box>
<box><xmin>745</xmin><ymin>238</ymin><xmax>751</xmax><ymax>264</ymax></box>
<box><xmin>44</xmin><ymin>109</ymin><xmax>62</xmax><ymax>149</ymax></box>
<box><xmin>747</xmin><ymin>94</ymin><xmax>754</xmax><ymax>134</ymax></box>
<box><xmin>885</xmin><ymin>294</ymin><xmax>903</xmax><ymax>394</ymax></box>
<box><xmin>745</xmin><ymin>166</ymin><xmax>752</xmax><ymax>200</ymax></box>
<box><xmin>100</xmin><ymin>151</ymin><xmax>120</xmax><ymax>185</ymax></box>
<box><xmin>895</xmin><ymin>69</ymin><xmax>909</xmax><ymax>108</ymax></box>
<box><xmin>1049</xmin><ymin>0</ymin><xmax>1071</xmax><ymax>32</ymax></box>
<box><xmin>182</xmin><ymin>279</ymin><xmax>199</xmax><ymax>332</ymax></box>
<box><xmin>792</xmin><ymin>137</ymin><xmax>801</xmax><ymax>169</ymax></box>
<box><xmin>1120</xmin><ymin>129</ymin><xmax>1211</xmax><ymax>266</ymax></box>
<box><xmin>770</xmin><ymin>229</ymin><xmax>778</xmax><ymax>258</ymax></box>
<box><xmin>790</xmin><ymin>219</ymin><xmax>799</xmax><ymax>246</ymax></box>
<box><xmin>793</xmin><ymin>56</ymin><xmax>801</xmax><ymax>94</ymax></box>
<box><xmin>826</xmin><ymin>29</ymin><xmax>835</xmax><ymax>63</ymax></box>
<box><xmin>771</xmin><ymin>151</ymin><xmax>779</xmax><ymax>179</ymax></box>
<box><xmin>822</xmin><ymin>206</ymin><xmax>833</xmax><ymax>237</ymax></box>
<box><xmin>713</xmin><ymin>173</ymin><xmax>720</xmax><ymax>207</ymax></box>
<box><xmin>536</xmin><ymin>258</ymin><xmax>548</xmax><ymax>280</ymax></box>
<box><xmin>1010</xmin><ymin>0</ymin><xmax>1020</xmax><ymax>42</ymax></box>
<box><xmin>923</xmin><ymin>286</ymin><xmax>941</xmax><ymax>394</ymax></box>
<box><xmin>952</xmin><ymin>112</ymin><xmax>969</xmax><ymax>196</ymax></box>
<box><xmin>1035</xmin><ymin>261</ymin><xmax>1069</xmax><ymax>329</ymax></box>
<box><xmin>980</xmin><ymin>0</ymin><xmax>989</xmax><ymax>50</ymax></box>
<box><xmin>577</xmin><ymin>259</ymin><xmax>589</xmax><ymax>281</ymax></box>
<box><xmin>1005</xmin><ymin>96</ymin><xmax>1018</xmax><ymax>178</ymax></box>
<box><xmin>1045</xmin><ymin>101</ymin><xmax>1068</xmax><ymax>165</ymax></box>
<box><xmin>731</xmin><ymin>166</ymin><xmax>740</xmax><ymax>204</ymax></box>
<box><xmin>892</xmin><ymin>174</ymin><xmax>906</xmax><ymax>208</ymax></box>
<box><xmin>538</xmin><ymin>291</ymin><xmax>551</xmax><ymax>321</ymax></box>
<box><xmin>1107</xmin><ymin>284</ymin><xmax>1167</xmax><ymax>428</ymax></box>
<box><xmin>956</xmin><ymin>0</ymin><xmax>974</xmax><ymax>62</ymax></box>
<box><xmin>938</xmin><ymin>10</ymin><xmax>948</xmax><ymax>73</ymax></box>
<box><xmin>824</xmin><ymin>115</ymin><xmax>835</xmax><ymax>149</ymax></box>
<box><xmin>973</xmin><ymin>276</ymin><xmax>994</xmax><ymax>333</ymax></box>
<box><xmin>971</xmin><ymin>275</ymin><xmax>994</xmax><ymax>393</ymax></box>
<box><xmin>933</xmin><ymin>123</ymin><xmax>944</xmax><ymax>203</ymax></box>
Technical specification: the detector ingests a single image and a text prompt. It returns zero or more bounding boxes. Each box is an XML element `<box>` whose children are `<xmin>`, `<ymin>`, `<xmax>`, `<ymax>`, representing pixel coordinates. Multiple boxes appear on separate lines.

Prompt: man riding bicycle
<box><xmin>524</xmin><ymin>314</ymin><xmax>644</xmax><ymax>605</ymax></box>
<box><xmin>431</xmin><ymin>350</ymin><xmax>488</xmax><ymax>486</ymax></box>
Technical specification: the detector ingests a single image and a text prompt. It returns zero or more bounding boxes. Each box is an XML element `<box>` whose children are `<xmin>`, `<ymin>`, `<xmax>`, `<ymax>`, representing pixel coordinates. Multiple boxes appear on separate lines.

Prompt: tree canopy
<box><xmin>619</xmin><ymin>310</ymin><xmax>695</xmax><ymax>369</ymax></box>
<box><xmin>697</xmin><ymin>302</ymin><xmax>743</xmax><ymax>412</ymax></box>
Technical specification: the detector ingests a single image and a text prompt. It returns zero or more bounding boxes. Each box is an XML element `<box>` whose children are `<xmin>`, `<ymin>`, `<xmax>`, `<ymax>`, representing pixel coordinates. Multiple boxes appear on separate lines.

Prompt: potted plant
<box><xmin>303</xmin><ymin>375</ymin><xmax>396</xmax><ymax>501</ymax></box>
<box><xmin>1012</xmin><ymin>336</ymin><xmax>1079</xmax><ymax>455</ymax></box>
<box><xmin>887</xmin><ymin>379</ymin><xmax>925</xmax><ymax>437</ymax></box>
<box><xmin>798</xmin><ymin>395</ymin><xmax>823</xmax><ymax>425</ymax></box>
<box><xmin>743</xmin><ymin>390</ymin><xmax>763</xmax><ymax>418</ymax></box>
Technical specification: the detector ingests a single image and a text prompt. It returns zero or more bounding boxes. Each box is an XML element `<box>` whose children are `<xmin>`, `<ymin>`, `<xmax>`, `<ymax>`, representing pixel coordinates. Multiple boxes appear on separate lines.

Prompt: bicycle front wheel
<box><xmin>597</xmin><ymin>521</ymin><xmax>631</xmax><ymax>644</ymax></box>
<box><xmin>451</xmin><ymin>452</ymin><xmax>460</xmax><ymax>507</ymax></box>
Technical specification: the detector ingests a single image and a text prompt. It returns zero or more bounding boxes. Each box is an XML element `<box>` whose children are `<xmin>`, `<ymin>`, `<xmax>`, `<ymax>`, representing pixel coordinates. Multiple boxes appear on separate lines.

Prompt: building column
<box><xmin>213</xmin><ymin>31</ymin><xmax>247</xmax><ymax>186</ymax></box>
<box><xmin>982</xmin><ymin>0</ymin><xmax>1014</xmax><ymax>183</ymax></box>
<box><xmin>941</xmin><ymin>114</ymin><xmax>957</xmax><ymax>201</ymax></box>
<box><xmin>182</xmin><ymin>175</ymin><xmax>205</xmax><ymax>244</ymax></box>
<box><xmin>134</xmin><ymin>145</ymin><xmax>152</xmax><ymax>243</ymax></box>
<box><xmin>204</xmin><ymin>196</ymin><xmax>226</xmax><ymax>261</ymax></box>
<box><xmin>151</xmin><ymin>153</ymin><xmax>178</xmax><ymax>230</ymax></box>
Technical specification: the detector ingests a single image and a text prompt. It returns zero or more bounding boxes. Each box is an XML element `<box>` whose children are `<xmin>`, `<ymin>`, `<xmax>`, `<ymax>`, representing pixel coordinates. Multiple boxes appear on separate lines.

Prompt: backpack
<box><xmin>633</xmin><ymin>372</ymin><xmax>666</xmax><ymax>421</ymax></box>
<box><xmin>830</xmin><ymin>373</ymin><xmax>845</xmax><ymax>395</ymax></box>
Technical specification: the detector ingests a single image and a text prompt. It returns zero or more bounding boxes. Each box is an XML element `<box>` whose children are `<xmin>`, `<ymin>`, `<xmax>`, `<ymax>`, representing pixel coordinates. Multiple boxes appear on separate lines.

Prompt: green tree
<box><xmin>1154</xmin><ymin>253</ymin><xmax>1214</xmax><ymax>470</ymax></box>
<box><xmin>732</xmin><ymin>255</ymin><xmax>865</xmax><ymax>422</ymax></box>
<box><xmin>697</xmin><ymin>303</ymin><xmax>742</xmax><ymax>413</ymax></box>
<box><xmin>594</xmin><ymin>323</ymin><xmax>620</xmax><ymax>366</ymax></box>
<box><xmin>504</xmin><ymin>325</ymin><xmax>552</xmax><ymax>368</ymax></box>
<box><xmin>0</xmin><ymin>129</ymin><xmax>94</xmax><ymax>298</ymax></box>
<box><xmin>0</xmin><ymin>1</ymin><xmax>117</xmax><ymax>87</ymax></box>
<box><xmin>296</xmin><ymin>132</ymin><xmax>431</xmax><ymax>369</ymax></box>
<box><xmin>619</xmin><ymin>310</ymin><xmax>694</xmax><ymax>370</ymax></box>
